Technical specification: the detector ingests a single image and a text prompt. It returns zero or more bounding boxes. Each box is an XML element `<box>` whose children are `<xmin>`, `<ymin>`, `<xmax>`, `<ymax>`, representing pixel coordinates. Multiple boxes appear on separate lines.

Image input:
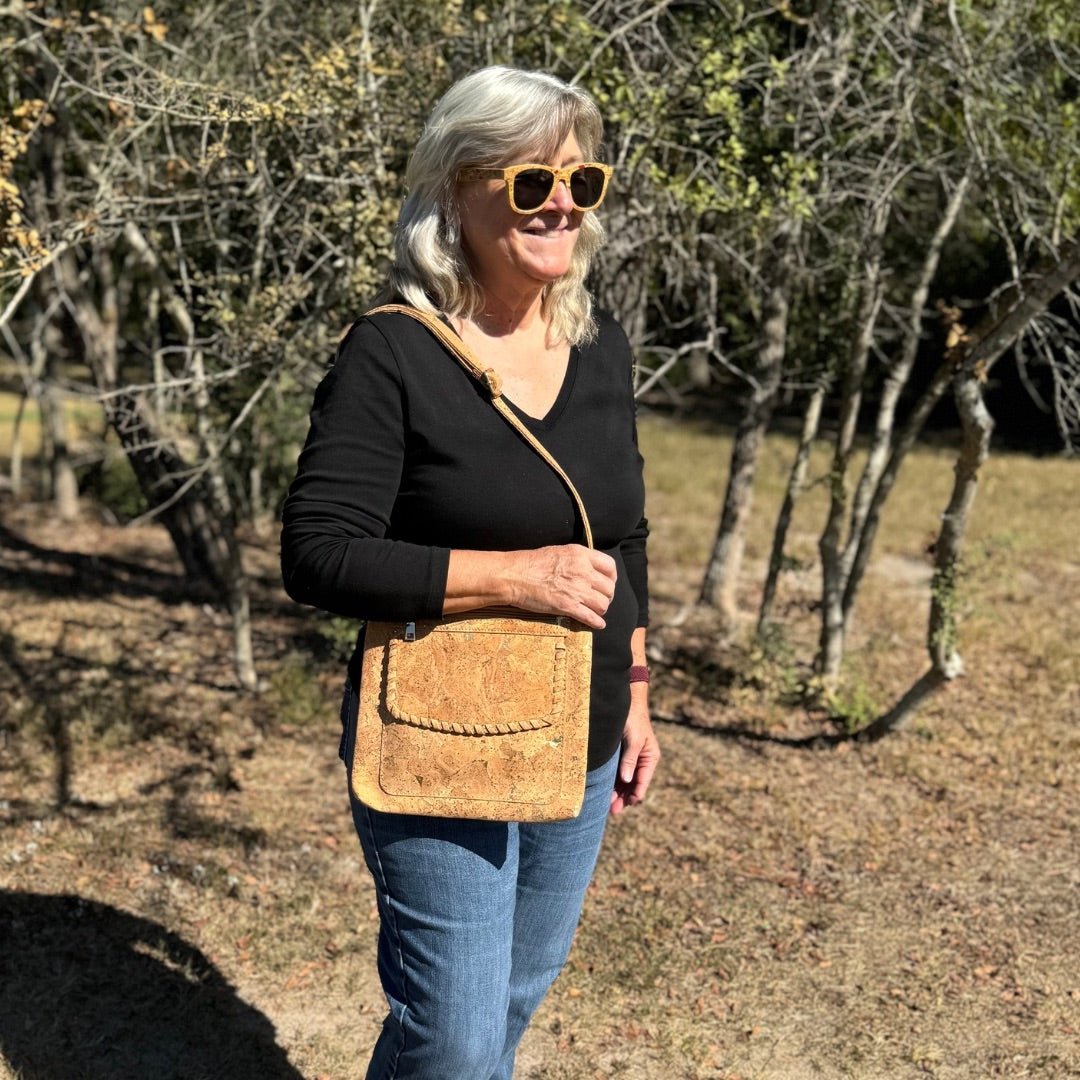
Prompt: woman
<box><xmin>281</xmin><ymin>66</ymin><xmax>659</xmax><ymax>1078</ymax></box>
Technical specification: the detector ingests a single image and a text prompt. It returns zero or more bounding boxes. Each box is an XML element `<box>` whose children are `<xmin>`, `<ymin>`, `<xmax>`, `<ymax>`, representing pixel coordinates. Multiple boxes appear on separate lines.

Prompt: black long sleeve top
<box><xmin>281</xmin><ymin>307</ymin><xmax>648</xmax><ymax>768</ymax></box>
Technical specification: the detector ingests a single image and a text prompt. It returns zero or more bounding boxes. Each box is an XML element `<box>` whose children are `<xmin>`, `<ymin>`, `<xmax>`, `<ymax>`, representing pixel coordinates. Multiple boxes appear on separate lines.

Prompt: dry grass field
<box><xmin>1</xmin><ymin>415</ymin><xmax>1077</xmax><ymax>1079</ymax></box>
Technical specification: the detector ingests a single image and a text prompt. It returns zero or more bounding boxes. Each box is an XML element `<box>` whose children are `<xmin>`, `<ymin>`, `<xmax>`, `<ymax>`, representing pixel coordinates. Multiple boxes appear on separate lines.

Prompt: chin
<box><xmin>526</xmin><ymin>253</ymin><xmax>576</xmax><ymax>281</ymax></box>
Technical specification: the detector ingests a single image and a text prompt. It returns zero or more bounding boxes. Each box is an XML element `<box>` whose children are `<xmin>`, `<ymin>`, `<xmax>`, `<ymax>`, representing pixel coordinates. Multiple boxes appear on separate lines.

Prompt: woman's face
<box><xmin>457</xmin><ymin>131</ymin><xmax>585</xmax><ymax>300</ymax></box>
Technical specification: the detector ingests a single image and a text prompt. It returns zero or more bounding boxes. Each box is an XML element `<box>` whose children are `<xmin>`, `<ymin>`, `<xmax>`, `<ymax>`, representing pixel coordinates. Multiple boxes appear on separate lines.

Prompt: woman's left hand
<box><xmin>610</xmin><ymin>697</ymin><xmax>660</xmax><ymax>815</ymax></box>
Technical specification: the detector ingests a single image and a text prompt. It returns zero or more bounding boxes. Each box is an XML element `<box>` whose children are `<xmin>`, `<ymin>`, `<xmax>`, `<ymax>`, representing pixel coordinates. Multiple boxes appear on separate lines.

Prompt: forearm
<box><xmin>443</xmin><ymin>545</ymin><xmax>616</xmax><ymax>629</ymax></box>
<box><xmin>442</xmin><ymin>549</ymin><xmax>517</xmax><ymax>613</ymax></box>
<box><xmin>612</xmin><ymin>625</ymin><xmax>658</xmax><ymax>814</ymax></box>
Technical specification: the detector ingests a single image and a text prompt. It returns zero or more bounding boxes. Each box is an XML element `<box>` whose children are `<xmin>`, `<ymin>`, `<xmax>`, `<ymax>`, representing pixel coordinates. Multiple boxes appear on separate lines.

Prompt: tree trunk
<box><xmin>42</xmin><ymin>350</ymin><xmax>79</xmax><ymax>521</ymax></box>
<box><xmin>700</xmin><ymin>224</ymin><xmax>797</xmax><ymax>621</ymax></box>
<box><xmin>190</xmin><ymin>346</ymin><xmax>258</xmax><ymax>691</ymax></box>
<box><xmin>758</xmin><ymin>380</ymin><xmax>825</xmax><ymax>633</ymax></box>
<box><xmin>9</xmin><ymin>393</ymin><xmax>26</xmax><ymax>497</ymax></box>
<box><xmin>5</xmin><ymin>324</ymin><xmax>32</xmax><ymax>498</ymax></box>
<box><xmin>817</xmin><ymin>202</ymin><xmax>890</xmax><ymax>680</ymax></box>
<box><xmin>122</xmin><ymin>222</ymin><xmax>258</xmax><ymax>691</ymax></box>
<box><xmin>837</xmin><ymin>174</ymin><xmax>970</xmax><ymax>637</ymax></box>
<box><xmin>855</xmin><ymin>365</ymin><xmax>992</xmax><ymax>739</ymax></box>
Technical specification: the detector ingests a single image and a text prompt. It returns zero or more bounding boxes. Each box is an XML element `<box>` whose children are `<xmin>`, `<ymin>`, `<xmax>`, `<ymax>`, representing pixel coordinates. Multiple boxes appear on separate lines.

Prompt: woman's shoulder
<box><xmin>343</xmin><ymin>306</ymin><xmax>435</xmax><ymax>349</ymax></box>
<box><xmin>310</xmin><ymin>313</ymin><xmax>414</xmax><ymax>406</ymax></box>
<box><xmin>584</xmin><ymin>307</ymin><xmax>634</xmax><ymax>363</ymax></box>
<box><xmin>330</xmin><ymin>307</ymin><xmax>479</xmax><ymax>409</ymax></box>
<box><xmin>333</xmin><ymin>307</ymin><xmax>444</xmax><ymax>375</ymax></box>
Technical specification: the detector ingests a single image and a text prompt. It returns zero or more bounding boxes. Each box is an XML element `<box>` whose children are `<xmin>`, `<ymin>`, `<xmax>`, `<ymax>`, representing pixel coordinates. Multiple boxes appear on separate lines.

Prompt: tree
<box><xmin>751</xmin><ymin>0</ymin><xmax>1079</xmax><ymax>728</ymax></box>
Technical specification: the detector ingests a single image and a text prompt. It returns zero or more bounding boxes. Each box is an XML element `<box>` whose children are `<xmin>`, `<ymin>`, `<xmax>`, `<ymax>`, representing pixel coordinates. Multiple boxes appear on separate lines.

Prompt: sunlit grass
<box><xmin>0</xmin><ymin>390</ymin><xmax>104</xmax><ymax>457</ymax></box>
<box><xmin>639</xmin><ymin>411</ymin><xmax>1079</xmax><ymax>580</ymax></box>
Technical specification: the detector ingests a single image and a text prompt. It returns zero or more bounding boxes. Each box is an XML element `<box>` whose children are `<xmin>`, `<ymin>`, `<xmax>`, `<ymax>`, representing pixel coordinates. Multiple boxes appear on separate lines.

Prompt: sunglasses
<box><xmin>458</xmin><ymin>162</ymin><xmax>613</xmax><ymax>214</ymax></box>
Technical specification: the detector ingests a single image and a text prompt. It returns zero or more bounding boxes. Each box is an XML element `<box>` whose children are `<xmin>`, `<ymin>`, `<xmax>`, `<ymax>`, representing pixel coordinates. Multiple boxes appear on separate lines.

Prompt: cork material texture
<box><xmin>351</xmin><ymin>614</ymin><xmax>592</xmax><ymax>821</ymax></box>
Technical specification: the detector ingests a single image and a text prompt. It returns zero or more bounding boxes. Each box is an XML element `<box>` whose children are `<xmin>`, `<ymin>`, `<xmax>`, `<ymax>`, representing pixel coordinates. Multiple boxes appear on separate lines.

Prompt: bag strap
<box><xmin>365</xmin><ymin>303</ymin><xmax>594</xmax><ymax>549</ymax></box>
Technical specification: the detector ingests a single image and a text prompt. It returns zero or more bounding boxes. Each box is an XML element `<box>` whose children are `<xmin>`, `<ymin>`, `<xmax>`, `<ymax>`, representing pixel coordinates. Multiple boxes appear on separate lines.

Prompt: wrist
<box><xmin>629</xmin><ymin>664</ymin><xmax>650</xmax><ymax>685</ymax></box>
<box><xmin>490</xmin><ymin>549</ymin><xmax>520</xmax><ymax>606</ymax></box>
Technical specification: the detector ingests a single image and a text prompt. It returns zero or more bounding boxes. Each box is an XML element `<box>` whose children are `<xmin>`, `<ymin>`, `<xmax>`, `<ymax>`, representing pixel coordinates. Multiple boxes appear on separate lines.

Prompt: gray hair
<box><xmin>382</xmin><ymin>66</ymin><xmax>606</xmax><ymax>345</ymax></box>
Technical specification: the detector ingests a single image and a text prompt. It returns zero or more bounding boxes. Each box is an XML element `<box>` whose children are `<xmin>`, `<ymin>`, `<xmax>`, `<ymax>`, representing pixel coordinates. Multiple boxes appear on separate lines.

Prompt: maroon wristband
<box><xmin>629</xmin><ymin>665</ymin><xmax>650</xmax><ymax>685</ymax></box>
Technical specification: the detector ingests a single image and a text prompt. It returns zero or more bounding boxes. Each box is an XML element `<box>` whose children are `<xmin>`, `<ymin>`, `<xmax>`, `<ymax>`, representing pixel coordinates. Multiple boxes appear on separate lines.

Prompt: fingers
<box><xmin>511</xmin><ymin>545</ymin><xmax>618</xmax><ymax>627</ymax></box>
<box><xmin>575</xmin><ymin>550</ymin><xmax>616</xmax><ymax>627</ymax></box>
<box><xmin>610</xmin><ymin>709</ymin><xmax>660</xmax><ymax>816</ymax></box>
<box><xmin>588</xmin><ymin>548</ymin><xmax>618</xmax><ymax>583</ymax></box>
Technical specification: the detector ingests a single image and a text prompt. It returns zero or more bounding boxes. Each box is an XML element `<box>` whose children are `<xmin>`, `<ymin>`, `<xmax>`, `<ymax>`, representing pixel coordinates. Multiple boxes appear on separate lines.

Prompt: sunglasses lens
<box><xmin>511</xmin><ymin>168</ymin><xmax>555</xmax><ymax>211</ymax></box>
<box><xmin>570</xmin><ymin>166</ymin><xmax>606</xmax><ymax>208</ymax></box>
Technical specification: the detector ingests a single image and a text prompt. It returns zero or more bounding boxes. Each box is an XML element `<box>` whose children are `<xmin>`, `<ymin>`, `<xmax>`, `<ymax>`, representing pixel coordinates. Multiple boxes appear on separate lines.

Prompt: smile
<box><xmin>523</xmin><ymin>223</ymin><xmax>572</xmax><ymax>235</ymax></box>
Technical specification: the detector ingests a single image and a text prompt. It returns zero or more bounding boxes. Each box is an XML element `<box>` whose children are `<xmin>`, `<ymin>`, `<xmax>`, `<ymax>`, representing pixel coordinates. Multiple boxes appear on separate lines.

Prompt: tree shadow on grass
<box><xmin>655</xmin><ymin>706</ymin><xmax>847</xmax><ymax>749</ymax></box>
<box><xmin>653</xmin><ymin>633</ymin><xmax>849</xmax><ymax>750</ymax></box>
<box><xmin>0</xmin><ymin>520</ymin><xmax>192</xmax><ymax>605</ymax></box>
<box><xmin>0</xmin><ymin>517</ymin><xmax>334</xmax><ymax>823</ymax></box>
<box><xmin>0</xmin><ymin>891</ymin><xmax>305</xmax><ymax>1080</ymax></box>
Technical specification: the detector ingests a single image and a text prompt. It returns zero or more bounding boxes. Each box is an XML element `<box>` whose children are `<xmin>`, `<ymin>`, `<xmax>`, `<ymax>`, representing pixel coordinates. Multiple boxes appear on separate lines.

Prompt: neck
<box><xmin>468</xmin><ymin>282</ymin><xmax>547</xmax><ymax>338</ymax></box>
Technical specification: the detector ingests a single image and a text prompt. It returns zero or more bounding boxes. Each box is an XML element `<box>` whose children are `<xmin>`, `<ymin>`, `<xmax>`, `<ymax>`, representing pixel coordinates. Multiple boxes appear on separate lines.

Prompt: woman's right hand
<box><xmin>505</xmin><ymin>545</ymin><xmax>617</xmax><ymax>629</ymax></box>
<box><xmin>444</xmin><ymin>546</ymin><xmax>617</xmax><ymax>629</ymax></box>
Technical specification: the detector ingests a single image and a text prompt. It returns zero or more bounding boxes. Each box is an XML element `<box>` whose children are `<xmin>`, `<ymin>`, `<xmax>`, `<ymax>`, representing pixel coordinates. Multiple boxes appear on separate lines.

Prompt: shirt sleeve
<box><xmin>621</xmin><ymin>516</ymin><xmax>649</xmax><ymax>629</ymax></box>
<box><xmin>280</xmin><ymin>318</ymin><xmax>450</xmax><ymax>621</ymax></box>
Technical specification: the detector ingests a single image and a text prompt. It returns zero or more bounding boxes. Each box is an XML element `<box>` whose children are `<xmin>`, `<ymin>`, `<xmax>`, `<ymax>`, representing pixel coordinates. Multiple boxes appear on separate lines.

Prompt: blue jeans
<box><xmin>350</xmin><ymin>750</ymin><xmax>618</xmax><ymax>1080</ymax></box>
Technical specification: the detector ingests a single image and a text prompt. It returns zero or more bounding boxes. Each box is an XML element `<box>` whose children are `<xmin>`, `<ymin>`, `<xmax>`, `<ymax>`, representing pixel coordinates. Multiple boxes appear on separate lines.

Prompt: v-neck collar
<box><xmin>431</xmin><ymin>311</ymin><xmax>580</xmax><ymax>430</ymax></box>
<box><xmin>503</xmin><ymin>345</ymin><xmax>579</xmax><ymax>430</ymax></box>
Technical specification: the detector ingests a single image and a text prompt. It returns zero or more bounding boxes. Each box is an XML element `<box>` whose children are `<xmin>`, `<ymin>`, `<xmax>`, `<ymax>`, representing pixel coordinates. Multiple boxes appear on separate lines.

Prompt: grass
<box><xmin>1</xmin><ymin>415</ymin><xmax>1078</xmax><ymax>1079</ymax></box>
<box><xmin>0</xmin><ymin>389</ymin><xmax>103</xmax><ymax>458</ymax></box>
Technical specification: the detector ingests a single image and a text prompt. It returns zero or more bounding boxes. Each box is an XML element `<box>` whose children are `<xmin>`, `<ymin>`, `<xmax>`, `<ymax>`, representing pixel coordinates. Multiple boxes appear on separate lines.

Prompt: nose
<box><xmin>545</xmin><ymin>178</ymin><xmax>575</xmax><ymax>213</ymax></box>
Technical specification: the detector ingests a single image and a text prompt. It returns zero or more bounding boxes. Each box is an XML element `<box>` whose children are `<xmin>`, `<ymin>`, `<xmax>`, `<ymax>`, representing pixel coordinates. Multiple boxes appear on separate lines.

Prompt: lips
<box><xmin>522</xmin><ymin>219</ymin><xmax>572</xmax><ymax>235</ymax></box>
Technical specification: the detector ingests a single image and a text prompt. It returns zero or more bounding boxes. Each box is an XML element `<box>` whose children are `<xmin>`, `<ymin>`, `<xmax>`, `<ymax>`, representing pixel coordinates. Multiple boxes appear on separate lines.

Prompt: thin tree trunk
<box><xmin>841</xmin><ymin>353</ymin><xmax>954</xmax><ymax>621</ymax></box>
<box><xmin>839</xmin><ymin>175</ymin><xmax>971</xmax><ymax>627</ymax></box>
<box><xmin>817</xmin><ymin>201</ymin><xmax>890</xmax><ymax>679</ymax></box>
<box><xmin>24</xmin><ymin>115</ymin><xmax>77</xmax><ymax>515</ymax></box>
<box><xmin>149</xmin><ymin>286</ymin><xmax>166</xmax><ymax>417</ymax></box>
<box><xmin>758</xmin><ymin>380</ymin><xmax>826</xmax><ymax>633</ymax></box>
<box><xmin>43</xmin><ymin>350</ymin><xmax>79</xmax><ymax>521</ymax></box>
<box><xmin>191</xmin><ymin>345</ymin><xmax>258</xmax><ymax>691</ymax></box>
<box><xmin>855</xmin><ymin>365</ymin><xmax>992</xmax><ymax>739</ymax></box>
<box><xmin>9</xmin><ymin>393</ymin><xmax>26</xmax><ymax>497</ymax></box>
<box><xmin>700</xmin><ymin>224</ymin><xmax>797</xmax><ymax>620</ymax></box>
<box><xmin>926</xmin><ymin>370</ymin><xmax>992</xmax><ymax>673</ymax></box>
<box><xmin>5</xmin><ymin>324</ymin><xmax>31</xmax><ymax>498</ymax></box>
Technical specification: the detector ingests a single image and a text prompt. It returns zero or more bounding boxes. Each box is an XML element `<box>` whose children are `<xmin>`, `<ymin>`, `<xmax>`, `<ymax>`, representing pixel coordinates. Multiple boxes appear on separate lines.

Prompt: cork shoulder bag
<box><xmin>350</xmin><ymin>305</ymin><xmax>594</xmax><ymax>822</ymax></box>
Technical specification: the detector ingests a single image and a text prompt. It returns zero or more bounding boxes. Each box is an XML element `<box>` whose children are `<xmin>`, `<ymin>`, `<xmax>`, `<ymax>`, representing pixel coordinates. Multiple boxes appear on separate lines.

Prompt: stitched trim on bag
<box><xmin>384</xmin><ymin>637</ymin><xmax>564</xmax><ymax>735</ymax></box>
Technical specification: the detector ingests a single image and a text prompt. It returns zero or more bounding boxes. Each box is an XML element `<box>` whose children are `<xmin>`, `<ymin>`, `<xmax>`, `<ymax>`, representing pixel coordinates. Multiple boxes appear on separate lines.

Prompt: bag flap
<box><xmin>384</xmin><ymin>619</ymin><xmax>569</xmax><ymax>735</ymax></box>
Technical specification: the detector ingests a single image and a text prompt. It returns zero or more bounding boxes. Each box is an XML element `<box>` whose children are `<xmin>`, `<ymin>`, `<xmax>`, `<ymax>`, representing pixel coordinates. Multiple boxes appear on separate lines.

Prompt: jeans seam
<box><xmin>359</xmin><ymin>804</ymin><xmax>410</xmax><ymax>1079</ymax></box>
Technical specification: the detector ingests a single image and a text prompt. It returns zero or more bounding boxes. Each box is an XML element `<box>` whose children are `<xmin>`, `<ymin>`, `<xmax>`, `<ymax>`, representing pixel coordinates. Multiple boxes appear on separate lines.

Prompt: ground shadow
<box><xmin>655</xmin><ymin>706</ymin><xmax>846</xmax><ymax>749</ymax></box>
<box><xmin>0</xmin><ymin>515</ymin><xmax>290</xmax><ymax>618</ymax></box>
<box><xmin>0</xmin><ymin>514</ymin><xmax>327</xmax><ymax>822</ymax></box>
<box><xmin>0</xmin><ymin>890</ymin><xmax>305</xmax><ymax>1080</ymax></box>
<box><xmin>653</xmin><ymin>635</ymin><xmax>849</xmax><ymax>749</ymax></box>
<box><xmin>0</xmin><ymin>519</ymin><xmax>191</xmax><ymax>604</ymax></box>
